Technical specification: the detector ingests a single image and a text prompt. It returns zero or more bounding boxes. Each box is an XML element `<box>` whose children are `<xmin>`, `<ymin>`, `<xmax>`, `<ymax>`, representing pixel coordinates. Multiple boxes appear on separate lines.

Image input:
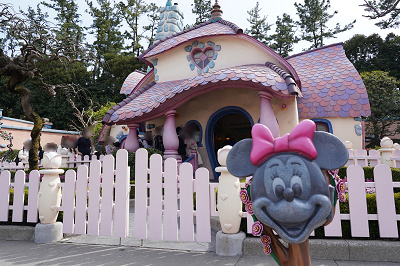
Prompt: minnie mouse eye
<box><xmin>272</xmin><ymin>178</ymin><xmax>285</xmax><ymax>199</ymax></box>
<box><xmin>291</xmin><ymin>175</ymin><xmax>303</xmax><ymax>198</ymax></box>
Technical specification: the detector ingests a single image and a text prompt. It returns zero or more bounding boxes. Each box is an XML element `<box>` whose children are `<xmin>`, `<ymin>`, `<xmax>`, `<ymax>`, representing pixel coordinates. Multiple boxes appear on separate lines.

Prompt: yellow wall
<box><xmin>300</xmin><ymin>117</ymin><xmax>363</xmax><ymax>149</ymax></box>
<box><xmin>151</xmin><ymin>35</ymin><xmax>292</xmax><ymax>83</ymax></box>
<box><xmin>147</xmin><ymin>87</ymin><xmax>298</xmax><ymax>178</ymax></box>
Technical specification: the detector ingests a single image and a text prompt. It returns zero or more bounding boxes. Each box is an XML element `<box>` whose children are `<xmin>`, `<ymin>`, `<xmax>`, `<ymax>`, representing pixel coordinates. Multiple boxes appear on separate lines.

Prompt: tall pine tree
<box><xmin>295</xmin><ymin>0</ymin><xmax>355</xmax><ymax>49</ymax></box>
<box><xmin>192</xmin><ymin>0</ymin><xmax>212</xmax><ymax>25</ymax></box>
<box><xmin>245</xmin><ymin>2</ymin><xmax>271</xmax><ymax>45</ymax></box>
<box><xmin>117</xmin><ymin>0</ymin><xmax>149</xmax><ymax>56</ymax></box>
<box><xmin>270</xmin><ymin>14</ymin><xmax>299</xmax><ymax>57</ymax></box>
<box><xmin>86</xmin><ymin>0</ymin><xmax>124</xmax><ymax>78</ymax></box>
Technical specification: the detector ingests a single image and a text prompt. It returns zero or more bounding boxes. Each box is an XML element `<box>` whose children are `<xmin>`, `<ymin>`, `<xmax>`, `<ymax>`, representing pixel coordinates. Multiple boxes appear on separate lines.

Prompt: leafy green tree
<box><xmin>86</xmin><ymin>0</ymin><xmax>124</xmax><ymax>78</ymax></box>
<box><xmin>192</xmin><ymin>0</ymin><xmax>212</xmax><ymax>25</ymax></box>
<box><xmin>117</xmin><ymin>0</ymin><xmax>149</xmax><ymax>56</ymax></box>
<box><xmin>0</xmin><ymin>4</ymin><xmax>90</xmax><ymax>170</ymax></box>
<box><xmin>361</xmin><ymin>0</ymin><xmax>400</xmax><ymax>28</ymax></box>
<box><xmin>361</xmin><ymin>71</ymin><xmax>400</xmax><ymax>147</ymax></box>
<box><xmin>344</xmin><ymin>33</ymin><xmax>400</xmax><ymax>80</ymax></box>
<box><xmin>245</xmin><ymin>2</ymin><xmax>271</xmax><ymax>45</ymax></box>
<box><xmin>295</xmin><ymin>0</ymin><xmax>355</xmax><ymax>49</ymax></box>
<box><xmin>270</xmin><ymin>14</ymin><xmax>299</xmax><ymax>57</ymax></box>
<box><xmin>41</xmin><ymin>0</ymin><xmax>84</xmax><ymax>47</ymax></box>
<box><xmin>143</xmin><ymin>3</ymin><xmax>160</xmax><ymax>47</ymax></box>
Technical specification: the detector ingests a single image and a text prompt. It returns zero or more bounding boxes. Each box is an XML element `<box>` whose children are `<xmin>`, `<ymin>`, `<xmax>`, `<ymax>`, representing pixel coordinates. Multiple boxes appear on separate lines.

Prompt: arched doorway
<box><xmin>206</xmin><ymin>107</ymin><xmax>254</xmax><ymax>179</ymax></box>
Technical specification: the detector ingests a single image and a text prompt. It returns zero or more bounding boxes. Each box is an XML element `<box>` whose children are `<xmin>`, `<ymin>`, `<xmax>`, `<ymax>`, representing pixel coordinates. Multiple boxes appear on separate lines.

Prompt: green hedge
<box><xmin>338</xmin><ymin>166</ymin><xmax>400</xmax><ymax>182</ymax></box>
<box><xmin>113</xmin><ymin>148</ymin><xmax>163</xmax><ymax>181</ymax></box>
<box><xmin>0</xmin><ymin>149</ymin><xmax>19</xmax><ymax>162</ymax></box>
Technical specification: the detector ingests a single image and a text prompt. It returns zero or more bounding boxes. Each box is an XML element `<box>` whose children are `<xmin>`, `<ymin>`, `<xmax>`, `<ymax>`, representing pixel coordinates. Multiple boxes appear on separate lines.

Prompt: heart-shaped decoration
<box><xmin>48</xmin><ymin>182</ymin><xmax>55</xmax><ymax>188</ymax></box>
<box><xmin>238</xmin><ymin>211</ymin><xmax>243</xmax><ymax>217</ymax></box>
<box><xmin>50</xmin><ymin>206</ymin><xmax>57</xmax><ymax>211</ymax></box>
<box><xmin>234</xmin><ymin>181</ymin><xmax>240</xmax><ymax>188</ymax></box>
<box><xmin>39</xmin><ymin>216</ymin><xmax>44</xmax><ymax>221</ymax></box>
<box><xmin>220</xmin><ymin>194</ymin><xmax>228</xmax><ymax>201</ymax></box>
<box><xmin>192</xmin><ymin>47</ymin><xmax>215</xmax><ymax>69</ymax></box>
<box><xmin>224</xmin><ymin>223</ymin><xmax>232</xmax><ymax>230</ymax></box>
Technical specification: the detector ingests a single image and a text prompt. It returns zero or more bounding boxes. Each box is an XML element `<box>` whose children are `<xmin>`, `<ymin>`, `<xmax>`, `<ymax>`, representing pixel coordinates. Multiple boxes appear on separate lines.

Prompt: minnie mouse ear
<box><xmin>226</xmin><ymin>139</ymin><xmax>258</xmax><ymax>178</ymax></box>
<box><xmin>313</xmin><ymin>131</ymin><xmax>348</xmax><ymax>170</ymax></box>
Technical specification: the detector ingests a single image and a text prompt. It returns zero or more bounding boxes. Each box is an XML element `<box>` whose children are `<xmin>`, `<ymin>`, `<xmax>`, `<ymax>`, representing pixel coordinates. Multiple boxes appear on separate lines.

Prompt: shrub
<box><xmin>0</xmin><ymin>149</ymin><xmax>19</xmax><ymax>162</ymax></box>
<box><xmin>338</xmin><ymin>166</ymin><xmax>400</xmax><ymax>182</ymax></box>
<box><xmin>113</xmin><ymin>148</ymin><xmax>163</xmax><ymax>181</ymax></box>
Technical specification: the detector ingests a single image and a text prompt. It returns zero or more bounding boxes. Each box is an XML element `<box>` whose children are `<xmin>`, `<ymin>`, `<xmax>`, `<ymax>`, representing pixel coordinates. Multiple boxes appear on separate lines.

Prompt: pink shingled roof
<box><xmin>120</xmin><ymin>70</ymin><xmax>146</xmax><ymax>95</ymax></box>
<box><xmin>287</xmin><ymin>43</ymin><xmax>371</xmax><ymax>118</ymax></box>
<box><xmin>106</xmin><ymin>64</ymin><xmax>294</xmax><ymax>123</ymax></box>
<box><xmin>139</xmin><ymin>19</ymin><xmax>242</xmax><ymax>60</ymax></box>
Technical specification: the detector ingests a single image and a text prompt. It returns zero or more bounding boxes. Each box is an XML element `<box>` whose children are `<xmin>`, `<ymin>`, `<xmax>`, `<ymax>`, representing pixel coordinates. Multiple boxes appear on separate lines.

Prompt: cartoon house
<box><xmin>102</xmin><ymin>0</ymin><xmax>371</xmax><ymax>179</ymax></box>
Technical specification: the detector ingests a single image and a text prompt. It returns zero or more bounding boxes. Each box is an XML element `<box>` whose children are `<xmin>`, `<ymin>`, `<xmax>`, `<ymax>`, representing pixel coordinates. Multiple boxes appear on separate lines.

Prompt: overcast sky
<box><xmin>9</xmin><ymin>0</ymin><xmax>398</xmax><ymax>54</ymax></box>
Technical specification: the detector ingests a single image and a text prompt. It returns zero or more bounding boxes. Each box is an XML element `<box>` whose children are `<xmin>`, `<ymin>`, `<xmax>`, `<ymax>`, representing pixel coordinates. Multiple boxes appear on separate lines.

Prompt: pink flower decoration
<box><xmin>245</xmin><ymin>178</ymin><xmax>252</xmax><ymax>189</ymax></box>
<box><xmin>240</xmin><ymin>190</ymin><xmax>249</xmax><ymax>204</ymax></box>
<box><xmin>338</xmin><ymin>192</ymin><xmax>346</xmax><ymax>202</ymax></box>
<box><xmin>336</xmin><ymin>179</ymin><xmax>346</xmax><ymax>194</ymax></box>
<box><xmin>263</xmin><ymin>245</ymin><xmax>272</xmax><ymax>255</ymax></box>
<box><xmin>252</xmin><ymin>221</ymin><xmax>263</xmax><ymax>236</ymax></box>
<box><xmin>261</xmin><ymin>235</ymin><xmax>271</xmax><ymax>246</ymax></box>
<box><xmin>245</xmin><ymin>203</ymin><xmax>253</xmax><ymax>215</ymax></box>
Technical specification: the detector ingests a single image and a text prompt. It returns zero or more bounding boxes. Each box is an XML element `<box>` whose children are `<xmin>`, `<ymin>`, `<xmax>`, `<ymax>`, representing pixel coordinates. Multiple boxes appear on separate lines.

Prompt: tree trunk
<box><xmin>7</xmin><ymin>75</ymin><xmax>43</xmax><ymax>171</ymax></box>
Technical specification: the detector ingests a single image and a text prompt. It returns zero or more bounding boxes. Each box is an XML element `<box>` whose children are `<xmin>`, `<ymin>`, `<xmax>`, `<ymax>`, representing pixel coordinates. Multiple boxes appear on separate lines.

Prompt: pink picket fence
<box><xmin>0</xmin><ymin>170</ymin><xmax>40</xmax><ymax>223</ymax></box>
<box><xmin>134</xmin><ymin>148</ymin><xmax>211</xmax><ymax>242</ymax></box>
<box><xmin>346</xmin><ymin>149</ymin><xmax>400</xmax><ymax>168</ymax></box>
<box><xmin>60</xmin><ymin>150</ymin><xmax>130</xmax><ymax>237</ymax></box>
<box><xmin>65</xmin><ymin>154</ymin><xmax>105</xmax><ymax>168</ymax></box>
<box><xmin>211</xmin><ymin>164</ymin><xmax>400</xmax><ymax>238</ymax></box>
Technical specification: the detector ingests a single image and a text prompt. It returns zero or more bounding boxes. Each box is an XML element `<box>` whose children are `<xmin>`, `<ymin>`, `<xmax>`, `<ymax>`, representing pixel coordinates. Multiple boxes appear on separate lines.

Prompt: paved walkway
<box><xmin>0</xmin><ymin>240</ymin><xmax>399</xmax><ymax>266</ymax></box>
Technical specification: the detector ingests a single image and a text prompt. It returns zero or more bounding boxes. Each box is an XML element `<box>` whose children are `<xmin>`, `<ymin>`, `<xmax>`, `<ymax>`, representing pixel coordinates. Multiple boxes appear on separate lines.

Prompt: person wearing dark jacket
<box><xmin>176</xmin><ymin>127</ymin><xmax>187</xmax><ymax>161</ymax></box>
<box><xmin>75</xmin><ymin>128</ymin><xmax>92</xmax><ymax>159</ymax></box>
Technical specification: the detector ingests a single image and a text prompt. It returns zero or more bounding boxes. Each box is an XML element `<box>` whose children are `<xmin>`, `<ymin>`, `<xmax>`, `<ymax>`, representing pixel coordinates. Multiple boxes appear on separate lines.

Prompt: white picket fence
<box><xmin>0</xmin><ymin>149</ymin><xmax>398</xmax><ymax>241</ymax></box>
<box><xmin>0</xmin><ymin>170</ymin><xmax>40</xmax><ymax>223</ymax></box>
<box><xmin>346</xmin><ymin>149</ymin><xmax>400</xmax><ymax>168</ymax></box>
<box><xmin>134</xmin><ymin>148</ymin><xmax>211</xmax><ymax>242</ymax></box>
<box><xmin>0</xmin><ymin>154</ymin><xmax>106</xmax><ymax>171</ymax></box>
<box><xmin>211</xmin><ymin>164</ymin><xmax>400</xmax><ymax>238</ymax></box>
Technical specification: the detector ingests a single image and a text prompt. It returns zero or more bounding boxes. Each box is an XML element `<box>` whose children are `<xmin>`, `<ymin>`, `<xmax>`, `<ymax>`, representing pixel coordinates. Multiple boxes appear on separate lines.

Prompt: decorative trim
<box><xmin>185</xmin><ymin>41</ymin><xmax>220</xmax><ymax>74</ymax></box>
<box><xmin>265</xmin><ymin>62</ymin><xmax>301</xmax><ymax>96</ymax></box>
<box><xmin>102</xmin><ymin>81</ymin><xmax>156</xmax><ymax>124</ymax></box>
<box><xmin>311</xmin><ymin>118</ymin><xmax>333</xmax><ymax>133</ymax></box>
<box><xmin>1</xmin><ymin>125</ymin><xmax>80</xmax><ymax>135</ymax></box>
<box><xmin>285</xmin><ymin>42</ymin><xmax>344</xmax><ymax>60</ymax></box>
<box><xmin>138</xmin><ymin>19</ymin><xmax>242</xmax><ymax>62</ymax></box>
<box><xmin>205</xmin><ymin>106</ymin><xmax>254</xmax><ymax>180</ymax></box>
<box><xmin>185</xmin><ymin>120</ymin><xmax>203</xmax><ymax>147</ymax></box>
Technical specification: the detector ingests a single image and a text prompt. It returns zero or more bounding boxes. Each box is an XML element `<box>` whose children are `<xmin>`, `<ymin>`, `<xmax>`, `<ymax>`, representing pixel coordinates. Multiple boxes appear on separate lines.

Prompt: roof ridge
<box><xmin>138</xmin><ymin>19</ymin><xmax>242</xmax><ymax>61</ymax></box>
<box><xmin>265</xmin><ymin>62</ymin><xmax>302</xmax><ymax>96</ymax></box>
<box><xmin>285</xmin><ymin>42</ymin><xmax>343</xmax><ymax>60</ymax></box>
<box><xmin>103</xmin><ymin>81</ymin><xmax>156</xmax><ymax>124</ymax></box>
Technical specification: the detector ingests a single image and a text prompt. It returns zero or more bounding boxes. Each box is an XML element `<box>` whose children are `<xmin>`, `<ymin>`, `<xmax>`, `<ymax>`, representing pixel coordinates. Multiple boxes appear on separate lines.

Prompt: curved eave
<box><xmin>104</xmin><ymin>64</ymin><xmax>300</xmax><ymax>125</ymax></box>
<box><xmin>114</xmin><ymin>81</ymin><xmax>293</xmax><ymax>125</ymax></box>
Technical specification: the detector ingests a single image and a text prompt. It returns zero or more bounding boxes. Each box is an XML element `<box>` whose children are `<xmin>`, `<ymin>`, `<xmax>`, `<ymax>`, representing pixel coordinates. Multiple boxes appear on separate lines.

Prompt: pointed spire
<box><xmin>166</xmin><ymin>0</ymin><xmax>172</xmax><ymax>6</ymax></box>
<box><xmin>211</xmin><ymin>0</ymin><xmax>223</xmax><ymax>22</ymax></box>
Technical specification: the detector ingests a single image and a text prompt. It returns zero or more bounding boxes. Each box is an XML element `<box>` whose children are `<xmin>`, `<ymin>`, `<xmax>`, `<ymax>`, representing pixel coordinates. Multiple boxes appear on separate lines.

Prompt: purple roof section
<box><xmin>287</xmin><ymin>43</ymin><xmax>371</xmax><ymax>118</ymax></box>
<box><xmin>120</xmin><ymin>70</ymin><xmax>146</xmax><ymax>95</ymax></box>
<box><xmin>103</xmin><ymin>64</ymin><xmax>299</xmax><ymax>124</ymax></box>
<box><xmin>139</xmin><ymin>19</ymin><xmax>242</xmax><ymax>61</ymax></box>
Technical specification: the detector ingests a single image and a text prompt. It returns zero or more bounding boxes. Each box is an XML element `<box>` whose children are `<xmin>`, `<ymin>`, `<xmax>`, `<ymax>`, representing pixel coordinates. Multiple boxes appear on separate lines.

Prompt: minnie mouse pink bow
<box><xmin>250</xmin><ymin>120</ymin><xmax>318</xmax><ymax>166</ymax></box>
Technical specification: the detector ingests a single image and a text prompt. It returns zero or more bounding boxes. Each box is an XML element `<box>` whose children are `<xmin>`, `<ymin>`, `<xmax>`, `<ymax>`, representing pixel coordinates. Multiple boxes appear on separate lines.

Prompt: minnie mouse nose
<box><xmin>283</xmin><ymin>188</ymin><xmax>294</xmax><ymax>202</ymax></box>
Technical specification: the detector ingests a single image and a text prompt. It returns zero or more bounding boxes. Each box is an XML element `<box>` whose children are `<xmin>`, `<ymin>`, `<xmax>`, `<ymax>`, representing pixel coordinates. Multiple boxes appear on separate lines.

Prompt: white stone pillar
<box><xmin>124</xmin><ymin>123</ymin><xmax>140</xmax><ymax>152</ymax></box>
<box><xmin>215</xmin><ymin>146</ymin><xmax>242</xmax><ymax>234</ymax></box>
<box><xmin>379</xmin><ymin>137</ymin><xmax>395</xmax><ymax>167</ymax></box>
<box><xmin>163</xmin><ymin>110</ymin><xmax>181</xmax><ymax>163</ymax></box>
<box><xmin>35</xmin><ymin>152</ymin><xmax>64</xmax><ymax>243</ymax></box>
<box><xmin>259</xmin><ymin>91</ymin><xmax>280</xmax><ymax>137</ymax></box>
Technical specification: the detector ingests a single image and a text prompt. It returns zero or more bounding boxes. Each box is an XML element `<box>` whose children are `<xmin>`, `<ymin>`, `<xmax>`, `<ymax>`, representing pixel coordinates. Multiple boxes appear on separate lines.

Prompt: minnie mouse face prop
<box><xmin>226</xmin><ymin>120</ymin><xmax>348</xmax><ymax>244</ymax></box>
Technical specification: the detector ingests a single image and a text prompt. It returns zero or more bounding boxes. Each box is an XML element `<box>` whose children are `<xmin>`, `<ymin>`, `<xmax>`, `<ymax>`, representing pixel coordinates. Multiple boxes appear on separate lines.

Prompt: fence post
<box><xmin>35</xmin><ymin>152</ymin><xmax>64</xmax><ymax>243</ymax></box>
<box><xmin>379</xmin><ymin>137</ymin><xmax>395</xmax><ymax>167</ymax></box>
<box><xmin>345</xmin><ymin>141</ymin><xmax>354</xmax><ymax>166</ymax></box>
<box><xmin>215</xmin><ymin>146</ymin><xmax>246</xmax><ymax>256</ymax></box>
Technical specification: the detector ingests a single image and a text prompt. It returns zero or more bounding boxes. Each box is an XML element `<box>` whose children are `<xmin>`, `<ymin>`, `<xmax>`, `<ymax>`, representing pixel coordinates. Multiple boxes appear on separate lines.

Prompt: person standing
<box><xmin>153</xmin><ymin>126</ymin><xmax>164</xmax><ymax>153</ymax></box>
<box><xmin>75</xmin><ymin>128</ymin><xmax>92</xmax><ymax>159</ymax></box>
